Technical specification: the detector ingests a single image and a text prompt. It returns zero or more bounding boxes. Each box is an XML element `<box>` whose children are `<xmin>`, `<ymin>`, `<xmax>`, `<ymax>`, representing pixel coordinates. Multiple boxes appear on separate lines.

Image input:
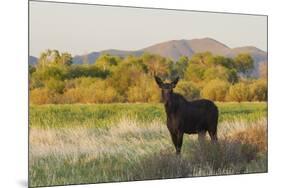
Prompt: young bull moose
<box><xmin>155</xmin><ymin>76</ymin><xmax>219</xmax><ymax>155</ymax></box>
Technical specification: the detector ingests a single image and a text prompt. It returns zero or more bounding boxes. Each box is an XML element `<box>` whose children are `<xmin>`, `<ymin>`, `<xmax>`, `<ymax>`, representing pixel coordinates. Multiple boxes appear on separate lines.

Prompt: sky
<box><xmin>29</xmin><ymin>1</ymin><xmax>267</xmax><ymax>57</ymax></box>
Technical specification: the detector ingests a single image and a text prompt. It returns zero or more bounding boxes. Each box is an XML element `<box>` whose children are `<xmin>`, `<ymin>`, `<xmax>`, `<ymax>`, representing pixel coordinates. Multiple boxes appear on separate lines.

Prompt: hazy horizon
<box><xmin>29</xmin><ymin>1</ymin><xmax>267</xmax><ymax>57</ymax></box>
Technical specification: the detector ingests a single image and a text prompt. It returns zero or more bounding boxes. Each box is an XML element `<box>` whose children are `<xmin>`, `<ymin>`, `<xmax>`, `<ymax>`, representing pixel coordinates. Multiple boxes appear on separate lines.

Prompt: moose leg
<box><xmin>170</xmin><ymin>132</ymin><xmax>178</xmax><ymax>151</ymax></box>
<box><xmin>198</xmin><ymin>131</ymin><xmax>206</xmax><ymax>145</ymax></box>
<box><xmin>208</xmin><ymin>131</ymin><xmax>218</xmax><ymax>143</ymax></box>
<box><xmin>176</xmin><ymin>131</ymin><xmax>183</xmax><ymax>155</ymax></box>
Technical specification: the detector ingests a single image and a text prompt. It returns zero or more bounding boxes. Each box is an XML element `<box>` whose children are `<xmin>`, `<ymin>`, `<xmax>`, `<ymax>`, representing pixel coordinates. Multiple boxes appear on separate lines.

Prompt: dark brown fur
<box><xmin>155</xmin><ymin>76</ymin><xmax>218</xmax><ymax>154</ymax></box>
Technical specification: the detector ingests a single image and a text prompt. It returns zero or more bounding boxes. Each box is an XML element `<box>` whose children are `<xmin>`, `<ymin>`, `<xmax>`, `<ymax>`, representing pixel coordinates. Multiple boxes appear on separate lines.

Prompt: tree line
<box><xmin>29</xmin><ymin>49</ymin><xmax>267</xmax><ymax>104</ymax></box>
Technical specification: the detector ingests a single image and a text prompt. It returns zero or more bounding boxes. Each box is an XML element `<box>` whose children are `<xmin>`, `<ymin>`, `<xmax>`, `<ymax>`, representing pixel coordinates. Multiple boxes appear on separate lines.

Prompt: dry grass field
<box><xmin>29</xmin><ymin>102</ymin><xmax>267</xmax><ymax>187</ymax></box>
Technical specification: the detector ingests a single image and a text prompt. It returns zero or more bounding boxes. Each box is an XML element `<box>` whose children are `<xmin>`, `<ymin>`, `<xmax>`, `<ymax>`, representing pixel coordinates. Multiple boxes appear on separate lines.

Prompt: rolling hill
<box><xmin>29</xmin><ymin>56</ymin><xmax>38</xmax><ymax>66</ymax></box>
<box><xmin>29</xmin><ymin>37</ymin><xmax>267</xmax><ymax>76</ymax></box>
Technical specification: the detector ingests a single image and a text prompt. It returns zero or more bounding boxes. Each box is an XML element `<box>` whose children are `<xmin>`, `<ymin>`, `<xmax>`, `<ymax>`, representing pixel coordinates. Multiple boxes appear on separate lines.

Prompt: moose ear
<box><xmin>154</xmin><ymin>76</ymin><xmax>163</xmax><ymax>88</ymax></box>
<box><xmin>171</xmin><ymin>77</ymin><xmax>179</xmax><ymax>88</ymax></box>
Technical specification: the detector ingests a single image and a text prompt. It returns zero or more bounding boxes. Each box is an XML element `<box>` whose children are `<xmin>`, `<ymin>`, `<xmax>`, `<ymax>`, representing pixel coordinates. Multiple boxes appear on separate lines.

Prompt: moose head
<box><xmin>154</xmin><ymin>76</ymin><xmax>179</xmax><ymax>103</ymax></box>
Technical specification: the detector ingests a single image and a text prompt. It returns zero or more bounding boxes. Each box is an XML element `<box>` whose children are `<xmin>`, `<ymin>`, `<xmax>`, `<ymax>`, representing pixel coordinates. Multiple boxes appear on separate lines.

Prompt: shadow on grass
<box><xmin>131</xmin><ymin>138</ymin><xmax>266</xmax><ymax>179</ymax></box>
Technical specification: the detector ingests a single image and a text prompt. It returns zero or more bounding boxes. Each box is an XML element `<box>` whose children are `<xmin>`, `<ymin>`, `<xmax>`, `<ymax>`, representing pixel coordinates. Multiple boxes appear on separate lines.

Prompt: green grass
<box><xmin>29</xmin><ymin>102</ymin><xmax>267</xmax><ymax>187</ymax></box>
<box><xmin>217</xmin><ymin>102</ymin><xmax>267</xmax><ymax>122</ymax></box>
<box><xmin>29</xmin><ymin>102</ymin><xmax>267</xmax><ymax>128</ymax></box>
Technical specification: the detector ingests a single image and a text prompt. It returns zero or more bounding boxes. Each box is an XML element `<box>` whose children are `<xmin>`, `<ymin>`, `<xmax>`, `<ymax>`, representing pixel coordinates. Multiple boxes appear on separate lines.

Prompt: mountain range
<box><xmin>29</xmin><ymin>37</ymin><xmax>267</xmax><ymax>76</ymax></box>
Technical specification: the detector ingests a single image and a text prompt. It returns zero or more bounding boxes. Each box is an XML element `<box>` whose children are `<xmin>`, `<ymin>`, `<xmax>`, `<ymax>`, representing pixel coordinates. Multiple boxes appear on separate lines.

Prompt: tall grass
<box><xmin>29</xmin><ymin>112</ymin><xmax>267</xmax><ymax>187</ymax></box>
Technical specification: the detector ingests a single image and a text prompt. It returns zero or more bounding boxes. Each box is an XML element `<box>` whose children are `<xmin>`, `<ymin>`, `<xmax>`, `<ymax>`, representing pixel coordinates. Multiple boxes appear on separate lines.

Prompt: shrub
<box><xmin>94</xmin><ymin>54</ymin><xmax>121</xmax><ymax>71</ymax></box>
<box><xmin>230</xmin><ymin>125</ymin><xmax>267</xmax><ymax>153</ymax></box>
<box><xmin>249</xmin><ymin>79</ymin><xmax>267</xmax><ymax>101</ymax></box>
<box><xmin>201</xmin><ymin>79</ymin><xmax>230</xmax><ymax>101</ymax></box>
<box><xmin>67</xmin><ymin>64</ymin><xmax>109</xmax><ymax>79</ymax></box>
<box><xmin>234</xmin><ymin>53</ymin><xmax>254</xmax><ymax>75</ymax></box>
<box><xmin>184</xmin><ymin>64</ymin><xmax>206</xmax><ymax>82</ymax></box>
<box><xmin>127</xmin><ymin>76</ymin><xmax>161</xmax><ymax>103</ymax></box>
<box><xmin>30</xmin><ymin>88</ymin><xmax>50</xmax><ymax>105</ymax></box>
<box><xmin>62</xmin><ymin>88</ymin><xmax>83</xmax><ymax>103</ymax></box>
<box><xmin>227</xmin><ymin>82</ymin><xmax>250</xmax><ymax>102</ymax></box>
<box><xmin>30</xmin><ymin>88</ymin><xmax>62</xmax><ymax>104</ymax></box>
<box><xmin>175</xmin><ymin>80</ymin><xmax>200</xmax><ymax>100</ymax></box>
<box><xmin>45</xmin><ymin>78</ymin><xmax>65</xmax><ymax>94</ymax></box>
<box><xmin>188</xmin><ymin>139</ymin><xmax>259</xmax><ymax>173</ymax></box>
<box><xmin>61</xmin><ymin>77</ymin><xmax>120</xmax><ymax>103</ymax></box>
<box><xmin>32</xmin><ymin>64</ymin><xmax>68</xmax><ymax>81</ymax></box>
<box><xmin>90</xmin><ymin>80</ymin><xmax>120</xmax><ymax>103</ymax></box>
<box><xmin>203</xmin><ymin>66</ymin><xmax>229</xmax><ymax>81</ymax></box>
<box><xmin>29</xmin><ymin>78</ymin><xmax>44</xmax><ymax>90</ymax></box>
<box><xmin>132</xmin><ymin>151</ymin><xmax>193</xmax><ymax>179</ymax></box>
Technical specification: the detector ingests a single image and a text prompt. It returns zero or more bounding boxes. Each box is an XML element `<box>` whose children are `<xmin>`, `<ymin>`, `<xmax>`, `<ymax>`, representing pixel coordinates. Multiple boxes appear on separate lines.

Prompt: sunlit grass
<box><xmin>29</xmin><ymin>102</ymin><xmax>267</xmax><ymax>128</ymax></box>
<box><xmin>29</xmin><ymin>102</ymin><xmax>267</xmax><ymax>187</ymax></box>
<box><xmin>29</xmin><ymin>110</ymin><xmax>267</xmax><ymax>187</ymax></box>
